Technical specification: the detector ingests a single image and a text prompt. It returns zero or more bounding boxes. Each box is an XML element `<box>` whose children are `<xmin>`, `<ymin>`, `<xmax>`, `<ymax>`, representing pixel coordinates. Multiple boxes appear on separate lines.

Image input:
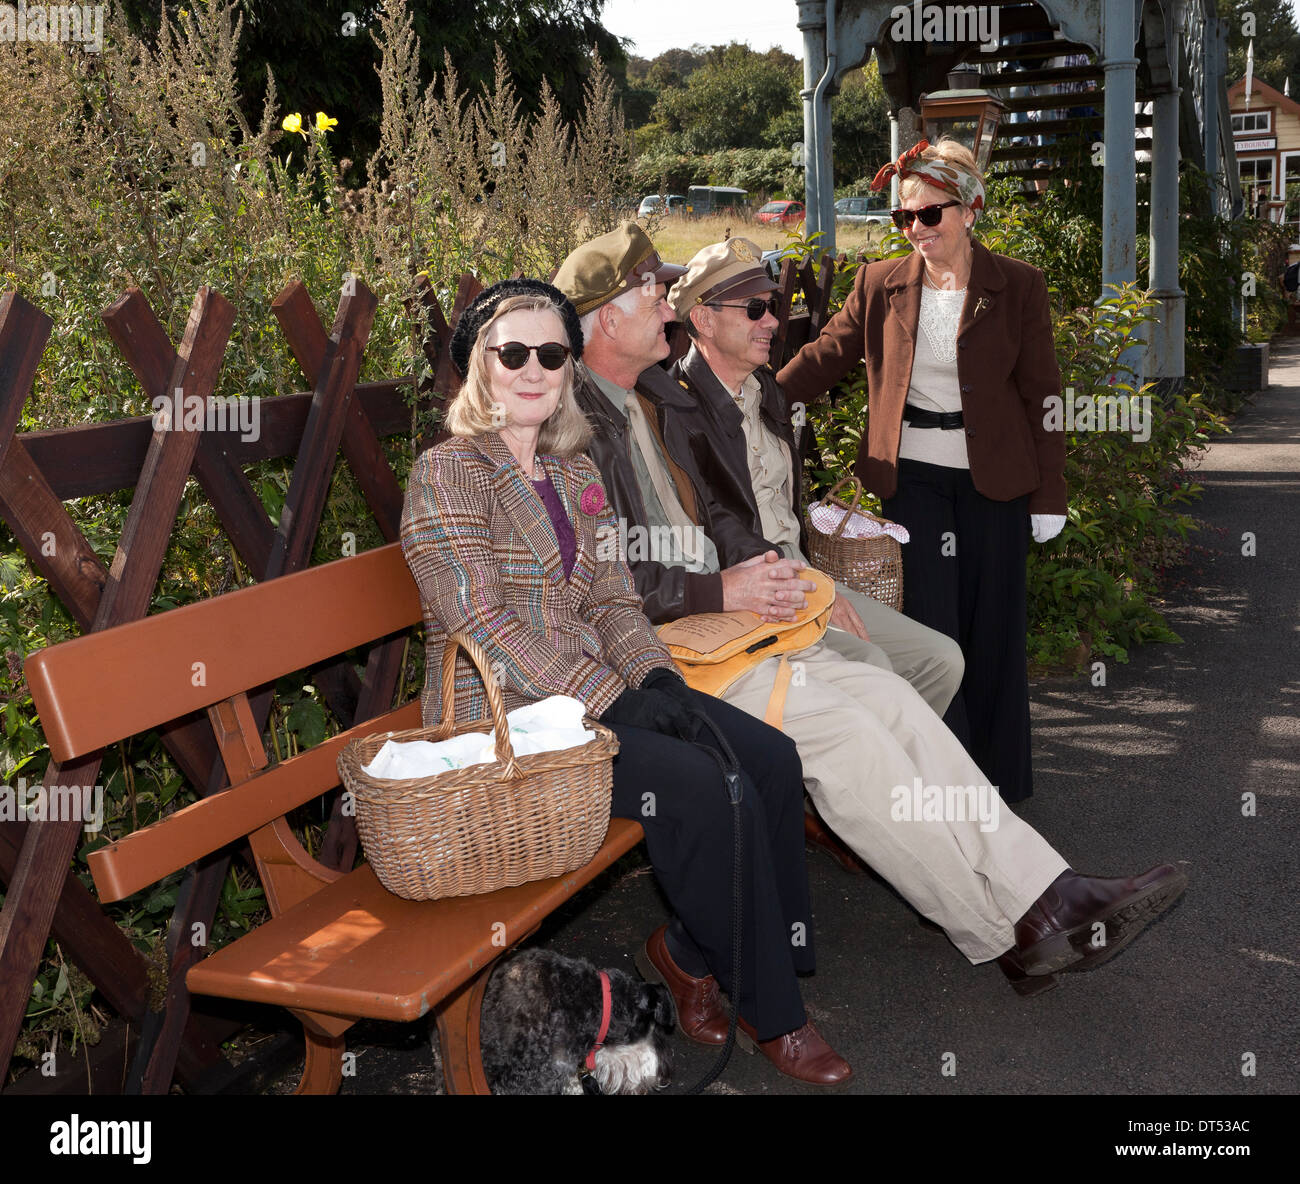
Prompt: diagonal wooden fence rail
<box><xmin>0</xmin><ymin>252</ymin><xmax>841</xmax><ymax>1094</ymax></box>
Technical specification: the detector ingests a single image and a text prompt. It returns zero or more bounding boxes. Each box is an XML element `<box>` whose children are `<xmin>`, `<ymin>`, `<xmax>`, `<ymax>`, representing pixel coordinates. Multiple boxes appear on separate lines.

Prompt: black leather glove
<box><xmin>599</xmin><ymin>686</ymin><xmax>697</xmax><ymax>740</ymax></box>
<box><xmin>640</xmin><ymin>666</ymin><xmax>693</xmax><ymax>706</ymax></box>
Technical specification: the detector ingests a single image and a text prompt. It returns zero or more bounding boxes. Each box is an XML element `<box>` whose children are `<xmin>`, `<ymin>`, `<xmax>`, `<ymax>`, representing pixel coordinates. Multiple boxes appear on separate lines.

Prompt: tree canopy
<box><xmin>628</xmin><ymin>41</ymin><xmax>890</xmax><ymax>196</ymax></box>
<box><xmin>1221</xmin><ymin>0</ymin><xmax>1300</xmax><ymax>92</ymax></box>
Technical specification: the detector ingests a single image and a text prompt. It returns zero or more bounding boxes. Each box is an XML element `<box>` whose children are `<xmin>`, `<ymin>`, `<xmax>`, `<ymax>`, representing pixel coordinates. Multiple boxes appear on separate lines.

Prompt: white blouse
<box><xmin>897</xmin><ymin>285</ymin><xmax>971</xmax><ymax>471</ymax></box>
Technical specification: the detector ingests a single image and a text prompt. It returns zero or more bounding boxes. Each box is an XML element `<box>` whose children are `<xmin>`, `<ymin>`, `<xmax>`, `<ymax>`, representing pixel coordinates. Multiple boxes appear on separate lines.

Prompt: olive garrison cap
<box><xmin>553</xmin><ymin>222</ymin><xmax>687</xmax><ymax>316</ymax></box>
<box><xmin>667</xmin><ymin>237</ymin><xmax>776</xmax><ymax>319</ymax></box>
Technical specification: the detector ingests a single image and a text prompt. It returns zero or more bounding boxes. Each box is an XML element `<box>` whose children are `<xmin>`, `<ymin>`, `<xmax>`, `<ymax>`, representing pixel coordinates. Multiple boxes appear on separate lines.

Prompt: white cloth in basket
<box><xmin>809</xmin><ymin>503</ymin><xmax>910</xmax><ymax>544</ymax></box>
<box><xmin>361</xmin><ymin>695</ymin><xmax>597</xmax><ymax>779</ymax></box>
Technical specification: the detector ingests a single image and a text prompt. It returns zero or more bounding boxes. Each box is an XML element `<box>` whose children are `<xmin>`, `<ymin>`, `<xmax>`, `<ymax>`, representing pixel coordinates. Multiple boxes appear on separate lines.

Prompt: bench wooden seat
<box><xmin>186</xmin><ymin>826</ymin><xmax>642</xmax><ymax>1022</ymax></box>
<box><xmin>25</xmin><ymin>542</ymin><xmax>643</xmax><ymax>1094</ymax></box>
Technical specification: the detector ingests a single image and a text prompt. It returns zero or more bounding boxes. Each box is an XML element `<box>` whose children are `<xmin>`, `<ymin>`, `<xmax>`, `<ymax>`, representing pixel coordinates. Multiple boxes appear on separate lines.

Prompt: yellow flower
<box><xmin>315</xmin><ymin>112</ymin><xmax>338</xmax><ymax>134</ymax></box>
<box><xmin>281</xmin><ymin>113</ymin><xmax>307</xmax><ymax>139</ymax></box>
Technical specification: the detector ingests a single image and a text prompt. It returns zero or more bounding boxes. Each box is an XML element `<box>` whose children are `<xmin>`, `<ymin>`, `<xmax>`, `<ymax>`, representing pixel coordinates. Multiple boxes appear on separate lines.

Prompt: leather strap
<box><xmin>763</xmin><ymin>654</ymin><xmax>795</xmax><ymax>730</ymax></box>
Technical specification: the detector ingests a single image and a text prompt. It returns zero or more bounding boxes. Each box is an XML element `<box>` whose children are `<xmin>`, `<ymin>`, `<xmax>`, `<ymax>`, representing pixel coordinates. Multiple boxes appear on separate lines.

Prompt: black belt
<box><xmin>903</xmin><ymin>405</ymin><xmax>965</xmax><ymax>430</ymax></box>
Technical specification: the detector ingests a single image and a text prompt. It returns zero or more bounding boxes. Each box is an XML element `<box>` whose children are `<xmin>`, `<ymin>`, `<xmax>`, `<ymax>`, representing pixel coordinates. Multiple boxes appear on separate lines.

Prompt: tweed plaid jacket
<box><xmin>400</xmin><ymin>430</ymin><xmax>675</xmax><ymax>727</ymax></box>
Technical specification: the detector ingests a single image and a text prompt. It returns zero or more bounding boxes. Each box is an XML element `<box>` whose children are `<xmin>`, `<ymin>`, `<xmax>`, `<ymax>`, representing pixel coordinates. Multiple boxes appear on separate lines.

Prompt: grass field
<box><xmin>641</xmin><ymin>212</ymin><xmax>889</xmax><ymax>265</ymax></box>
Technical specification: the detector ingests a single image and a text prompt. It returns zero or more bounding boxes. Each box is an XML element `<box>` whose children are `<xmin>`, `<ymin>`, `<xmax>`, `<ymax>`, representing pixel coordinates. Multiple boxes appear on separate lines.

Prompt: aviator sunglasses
<box><xmin>890</xmin><ymin>200</ymin><xmax>962</xmax><ymax>230</ymax></box>
<box><xmin>705</xmin><ymin>295</ymin><xmax>780</xmax><ymax>321</ymax></box>
<box><xmin>485</xmin><ymin>342</ymin><xmax>571</xmax><ymax>370</ymax></box>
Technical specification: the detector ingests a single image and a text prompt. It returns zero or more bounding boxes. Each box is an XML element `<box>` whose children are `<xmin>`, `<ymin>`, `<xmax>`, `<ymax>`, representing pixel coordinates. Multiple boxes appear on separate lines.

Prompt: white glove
<box><xmin>1031</xmin><ymin>514</ymin><xmax>1067</xmax><ymax>543</ymax></box>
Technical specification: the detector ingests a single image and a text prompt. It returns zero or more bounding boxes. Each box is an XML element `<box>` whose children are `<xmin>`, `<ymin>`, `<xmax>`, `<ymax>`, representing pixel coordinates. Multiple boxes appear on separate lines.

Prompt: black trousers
<box><xmin>882</xmin><ymin>458</ymin><xmax>1034</xmax><ymax>802</ymax></box>
<box><xmin>608</xmin><ymin>685</ymin><xmax>812</xmax><ymax>1041</ymax></box>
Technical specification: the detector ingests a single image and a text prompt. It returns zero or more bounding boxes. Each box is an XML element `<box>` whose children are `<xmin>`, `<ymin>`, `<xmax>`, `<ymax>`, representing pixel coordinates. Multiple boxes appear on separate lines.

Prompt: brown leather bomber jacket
<box><xmin>575</xmin><ymin>365</ymin><xmax>770</xmax><ymax>625</ymax></box>
<box><xmin>668</xmin><ymin>345</ymin><xmax>807</xmax><ymax>557</ymax></box>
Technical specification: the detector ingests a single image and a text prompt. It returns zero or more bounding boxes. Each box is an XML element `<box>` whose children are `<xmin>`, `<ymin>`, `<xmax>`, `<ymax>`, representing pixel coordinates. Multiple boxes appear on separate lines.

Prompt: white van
<box><xmin>637</xmin><ymin>194</ymin><xmax>687</xmax><ymax>217</ymax></box>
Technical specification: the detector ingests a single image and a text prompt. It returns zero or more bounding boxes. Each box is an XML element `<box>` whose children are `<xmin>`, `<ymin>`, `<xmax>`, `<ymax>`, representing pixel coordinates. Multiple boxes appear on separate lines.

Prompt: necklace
<box><xmin>923</xmin><ymin>265</ymin><xmax>969</xmax><ymax>293</ymax></box>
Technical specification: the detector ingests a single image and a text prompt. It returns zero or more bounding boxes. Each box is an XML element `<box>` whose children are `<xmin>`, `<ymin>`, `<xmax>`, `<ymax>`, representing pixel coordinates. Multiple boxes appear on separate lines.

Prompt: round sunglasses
<box><xmin>890</xmin><ymin>200</ymin><xmax>962</xmax><ymax>230</ymax></box>
<box><xmin>485</xmin><ymin>342</ymin><xmax>571</xmax><ymax>371</ymax></box>
<box><xmin>705</xmin><ymin>295</ymin><xmax>780</xmax><ymax>321</ymax></box>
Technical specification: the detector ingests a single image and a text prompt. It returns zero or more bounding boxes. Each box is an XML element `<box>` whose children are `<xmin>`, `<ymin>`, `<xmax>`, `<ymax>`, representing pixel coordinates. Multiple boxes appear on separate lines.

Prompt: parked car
<box><xmin>835</xmin><ymin>195</ymin><xmax>892</xmax><ymax>226</ymax></box>
<box><xmin>761</xmin><ymin>246</ymin><xmax>799</xmax><ymax>283</ymax></box>
<box><xmin>685</xmin><ymin>185</ymin><xmax>750</xmax><ymax>216</ymax></box>
<box><xmin>755</xmin><ymin>199</ymin><xmax>806</xmax><ymax>227</ymax></box>
<box><xmin>637</xmin><ymin>193</ymin><xmax>686</xmax><ymax>218</ymax></box>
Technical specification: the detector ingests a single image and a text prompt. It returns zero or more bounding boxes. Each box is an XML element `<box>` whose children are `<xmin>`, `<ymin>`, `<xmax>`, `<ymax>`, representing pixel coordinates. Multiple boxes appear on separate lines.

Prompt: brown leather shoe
<box><xmin>737</xmin><ymin>1018</ymin><xmax>853</xmax><ymax>1086</ymax></box>
<box><xmin>1013</xmin><ymin>864</ymin><xmax>1187</xmax><ymax>977</ymax></box>
<box><xmin>634</xmin><ymin>926</ymin><xmax>729</xmax><ymax>1046</ymax></box>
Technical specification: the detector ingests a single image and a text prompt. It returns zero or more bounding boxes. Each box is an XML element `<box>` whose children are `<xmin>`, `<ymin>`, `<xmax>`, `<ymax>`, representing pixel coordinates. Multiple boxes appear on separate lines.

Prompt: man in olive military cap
<box><xmin>555</xmin><ymin>221</ymin><xmax>855</xmax><ymax>1086</ymax></box>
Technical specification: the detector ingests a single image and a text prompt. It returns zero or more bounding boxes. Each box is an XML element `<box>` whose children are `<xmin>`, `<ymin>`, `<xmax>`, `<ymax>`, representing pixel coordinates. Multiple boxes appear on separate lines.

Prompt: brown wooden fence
<box><xmin>0</xmin><ymin>252</ymin><xmax>841</xmax><ymax>1094</ymax></box>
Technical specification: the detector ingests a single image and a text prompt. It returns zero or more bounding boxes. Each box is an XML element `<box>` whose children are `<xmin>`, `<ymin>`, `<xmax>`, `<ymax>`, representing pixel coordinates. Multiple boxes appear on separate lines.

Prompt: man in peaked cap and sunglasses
<box><xmin>666</xmin><ymin>237</ymin><xmax>963</xmax><ymax>714</ymax></box>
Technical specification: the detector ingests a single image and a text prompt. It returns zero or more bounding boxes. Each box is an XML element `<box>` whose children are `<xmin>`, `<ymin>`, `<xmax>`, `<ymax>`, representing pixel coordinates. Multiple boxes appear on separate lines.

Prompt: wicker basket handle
<box><xmin>818</xmin><ymin>474</ymin><xmax>868</xmax><ymax>540</ymax></box>
<box><xmin>438</xmin><ymin>632</ymin><xmax>523</xmax><ymax>779</ymax></box>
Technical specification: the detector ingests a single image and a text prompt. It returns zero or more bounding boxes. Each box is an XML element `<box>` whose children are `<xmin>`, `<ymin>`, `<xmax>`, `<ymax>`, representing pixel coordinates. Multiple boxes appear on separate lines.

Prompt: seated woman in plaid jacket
<box><xmin>399</xmin><ymin>279</ymin><xmax>852</xmax><ymax>1086</ymax></box>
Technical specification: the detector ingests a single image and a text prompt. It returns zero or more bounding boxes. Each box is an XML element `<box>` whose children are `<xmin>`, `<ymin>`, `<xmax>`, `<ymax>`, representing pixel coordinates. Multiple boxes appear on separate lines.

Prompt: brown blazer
<box><xmin>777</xmin><ymin>240</ymin><xmax>1067</xmax><ymax>514</ymax></box>
<box><xmin>400</xmin><ymin>431</ymin><xmax>675</xmax><ymax>727</ymax></box>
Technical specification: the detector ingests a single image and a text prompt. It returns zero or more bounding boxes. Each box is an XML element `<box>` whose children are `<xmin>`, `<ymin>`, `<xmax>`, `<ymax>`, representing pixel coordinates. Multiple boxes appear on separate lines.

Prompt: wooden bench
<box><xmin>24</xmin><ymin>542</ymin><xmax>644</xmax><ymax>1094</ymax></box>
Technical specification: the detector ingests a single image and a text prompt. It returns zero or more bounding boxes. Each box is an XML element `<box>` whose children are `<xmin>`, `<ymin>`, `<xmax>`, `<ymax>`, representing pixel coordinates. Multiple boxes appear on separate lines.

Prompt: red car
<box><xmin>755</xmin><ymin>200</ymin><xmax>805</xmax><ymax>227</ymax></box>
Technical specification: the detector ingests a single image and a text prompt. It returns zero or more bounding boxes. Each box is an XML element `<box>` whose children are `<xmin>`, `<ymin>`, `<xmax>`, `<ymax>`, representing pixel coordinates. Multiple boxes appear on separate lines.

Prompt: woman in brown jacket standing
<box><xmin>778</xmin><ymin>139</ymin><xmax>1066</xmax><ymax>803</ymax></box>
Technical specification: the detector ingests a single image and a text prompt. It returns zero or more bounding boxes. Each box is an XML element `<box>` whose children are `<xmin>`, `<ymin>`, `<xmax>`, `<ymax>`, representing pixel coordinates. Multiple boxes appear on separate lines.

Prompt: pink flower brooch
<box><xmin>579</xmin><ymin>481</ymin><xmax>606</xmax><ymax>517</ymax></box>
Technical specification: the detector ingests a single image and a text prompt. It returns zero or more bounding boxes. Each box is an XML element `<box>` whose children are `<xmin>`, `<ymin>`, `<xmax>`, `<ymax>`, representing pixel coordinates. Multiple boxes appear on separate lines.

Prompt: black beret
<box><xmin>448</xmin><ymin>279</ymin><xmax>584</xmax><ymax>378</ymax></box>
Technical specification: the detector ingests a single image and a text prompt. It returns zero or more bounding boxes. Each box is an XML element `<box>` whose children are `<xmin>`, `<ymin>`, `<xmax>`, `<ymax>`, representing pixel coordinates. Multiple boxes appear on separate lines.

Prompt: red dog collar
<box><xmin>584</xmin><ymin>971</ymin><xmax>613</xmax><ymax>1072</ymax></box>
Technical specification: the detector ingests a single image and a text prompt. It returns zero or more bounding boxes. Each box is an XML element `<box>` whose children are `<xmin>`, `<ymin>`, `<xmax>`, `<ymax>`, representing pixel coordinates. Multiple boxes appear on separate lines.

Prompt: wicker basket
<box><xmin>805</xmin><ymin>476</ymin><xmax>904</xmax><ymax>611</ymax></box>
<box><xmin>337</xmin><ymin>632</ymin><xmax>618</xmax><ymax>901</ymax></box>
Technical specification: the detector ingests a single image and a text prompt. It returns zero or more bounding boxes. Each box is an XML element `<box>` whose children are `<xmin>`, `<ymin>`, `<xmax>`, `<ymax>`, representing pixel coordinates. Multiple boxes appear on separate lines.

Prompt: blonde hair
<box><xmin>898</xmin><ymin>136</ymin><xmax>984</xmax><ymax>213</ymax></box>
<box><xmin>445</xmin><ymin>294</ymin><xmax>593</xmax><ymax>457</ymax></box>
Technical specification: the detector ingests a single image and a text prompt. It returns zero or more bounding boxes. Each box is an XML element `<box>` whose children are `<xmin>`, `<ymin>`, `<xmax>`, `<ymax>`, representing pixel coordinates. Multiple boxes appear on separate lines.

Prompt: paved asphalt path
<box><xmin>285</xmin><ymin>344</ymin><xmax>1299</xmax><ymax>1100</ymax></box>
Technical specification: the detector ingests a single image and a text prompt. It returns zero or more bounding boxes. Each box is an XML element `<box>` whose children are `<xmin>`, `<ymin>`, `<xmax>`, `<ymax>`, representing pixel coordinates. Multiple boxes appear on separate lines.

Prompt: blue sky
<box><xmin>601</xmin><ymin>1</ymin><xmax>1300</xmax><ymax>64</ymax></box>
<box><xmin>599</xmin><ymin>0</ymin><xmax>804</xmax><ymax>59</ymax></box>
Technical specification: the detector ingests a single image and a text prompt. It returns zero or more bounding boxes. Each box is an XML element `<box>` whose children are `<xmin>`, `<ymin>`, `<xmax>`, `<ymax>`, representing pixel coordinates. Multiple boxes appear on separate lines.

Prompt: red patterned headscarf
<box><xmin>870</xmin><ymin>140</ymin><xmax>985</xmax><ymax>212</ymax></box>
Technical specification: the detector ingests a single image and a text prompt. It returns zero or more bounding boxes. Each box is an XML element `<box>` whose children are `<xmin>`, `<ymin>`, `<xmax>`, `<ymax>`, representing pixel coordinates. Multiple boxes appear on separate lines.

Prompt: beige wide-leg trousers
<box><xmin>721</xmin><ymin>642</ymin><xmax>1068</xmax><ymax>962</ymax></box>
<box><xmin>821</xmin><ymin>582</ymin><xmax>964</xmax><ymax>718</ymax></box>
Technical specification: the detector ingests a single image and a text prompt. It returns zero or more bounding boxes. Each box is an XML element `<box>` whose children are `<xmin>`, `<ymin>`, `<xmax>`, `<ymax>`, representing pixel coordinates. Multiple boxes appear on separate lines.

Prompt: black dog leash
<box><xmin>672</xmin><ymin>706</ymin><xmax>745</xmax><ymax>1096</ymax></box>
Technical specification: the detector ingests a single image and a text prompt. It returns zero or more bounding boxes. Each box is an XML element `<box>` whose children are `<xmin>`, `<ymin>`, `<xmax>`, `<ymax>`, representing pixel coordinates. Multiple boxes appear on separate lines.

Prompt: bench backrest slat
<box><xmin>25</xmin><ymin>544</ymin><xmax>422</xmax><ymax>763</ymax></box>
<box><xmin>87</xmin><ymin>700</ymin><xmax>422</xmax><ymax>902</ymax></box>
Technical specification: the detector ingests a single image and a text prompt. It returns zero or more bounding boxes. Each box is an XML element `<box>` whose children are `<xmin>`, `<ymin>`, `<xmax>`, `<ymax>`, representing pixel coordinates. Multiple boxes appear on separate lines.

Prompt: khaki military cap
<box><xmin>667</xmin><ymin>237</ymin><xmax>776</xmax><ymax>318</ymax></box>
<box><xmin>554</xmin><ymin>222</ymin><xmax>687</xmax><ymax>316</ymax></box>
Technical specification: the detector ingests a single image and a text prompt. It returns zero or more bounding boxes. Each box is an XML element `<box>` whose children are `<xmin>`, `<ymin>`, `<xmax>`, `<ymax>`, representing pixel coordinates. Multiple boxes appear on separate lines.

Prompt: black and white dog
<box><xmin>479</xmin><ymin>948</ymin><xmax>674</xmax><ymax>1095</ymax></box>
